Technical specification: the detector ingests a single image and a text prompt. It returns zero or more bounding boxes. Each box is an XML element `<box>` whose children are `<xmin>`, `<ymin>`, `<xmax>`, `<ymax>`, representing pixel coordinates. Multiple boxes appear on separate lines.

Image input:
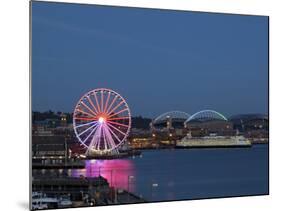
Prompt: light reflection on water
<box><xmin>71</xmin><ymin>159</ymin><xmax>136</xmax><ymax>192</ymax></box>
<box><xmin>33</xmin><ymin>146</ymin><xmax>268</xmax><ymax>201</ymax></box>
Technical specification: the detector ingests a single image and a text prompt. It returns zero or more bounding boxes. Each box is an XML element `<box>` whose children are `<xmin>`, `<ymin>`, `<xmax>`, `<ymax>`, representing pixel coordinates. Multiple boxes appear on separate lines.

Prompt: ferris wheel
<box><xmin>73</xmin><ymin>88</ymin><xmax>131</xmax><ymax>155</ymax></box>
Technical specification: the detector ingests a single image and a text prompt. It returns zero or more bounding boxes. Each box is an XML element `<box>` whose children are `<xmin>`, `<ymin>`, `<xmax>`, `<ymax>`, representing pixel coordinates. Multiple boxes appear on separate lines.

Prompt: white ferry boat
<box><xmin>176</xmin><ymin>132</ymin><xmax>251</xmax><ymax>148</ymax></box>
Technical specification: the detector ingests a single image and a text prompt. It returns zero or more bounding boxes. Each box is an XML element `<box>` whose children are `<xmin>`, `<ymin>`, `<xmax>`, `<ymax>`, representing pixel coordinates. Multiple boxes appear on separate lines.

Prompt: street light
<box><xmin>127</xmin><ymin>175</ymin><xmax>134</xmax><ymax>203</ymax></box>
<box><xmin>80</xmin><ymin>191</ymin><xmax>84</xmax><ymax>202</ymax></box>
<box><xmin>150</xmin><ymin>182</ymin><xmax>159</xmax><ymax>200</ymax></box>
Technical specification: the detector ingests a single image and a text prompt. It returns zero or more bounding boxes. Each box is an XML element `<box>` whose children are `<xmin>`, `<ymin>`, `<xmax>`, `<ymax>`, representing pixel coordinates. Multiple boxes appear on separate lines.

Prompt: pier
<box><xmin>32</xmin><ymin>176</ymin><xmax>146</xmax><ymax>209</ymax></box>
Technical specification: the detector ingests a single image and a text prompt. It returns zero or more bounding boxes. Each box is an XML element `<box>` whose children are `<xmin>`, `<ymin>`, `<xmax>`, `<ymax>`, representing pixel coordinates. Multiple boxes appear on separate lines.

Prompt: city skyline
<box><xmin>32</xmin><ymin>2</ymin><xmax>268</xmax><ymax>118</ymax></box>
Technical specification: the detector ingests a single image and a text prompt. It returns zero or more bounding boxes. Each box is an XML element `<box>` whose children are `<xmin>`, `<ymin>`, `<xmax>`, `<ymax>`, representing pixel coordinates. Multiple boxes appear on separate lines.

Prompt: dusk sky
<box><xmin>32</xmin><ymin>2</ymin><xmax>268</xmax><ymax>118</ymax></box>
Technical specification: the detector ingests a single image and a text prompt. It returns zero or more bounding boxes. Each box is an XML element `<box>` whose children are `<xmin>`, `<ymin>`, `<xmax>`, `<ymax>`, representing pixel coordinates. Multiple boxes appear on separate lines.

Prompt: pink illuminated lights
<box><xmin>73</xmin><ymin>88</ymin><xmax>131</xmax><ymax>154</ymax></box>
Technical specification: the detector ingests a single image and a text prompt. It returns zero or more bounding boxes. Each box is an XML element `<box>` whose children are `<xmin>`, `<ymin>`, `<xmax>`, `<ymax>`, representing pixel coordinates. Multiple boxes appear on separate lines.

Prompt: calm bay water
<box><xmin>72</xmin><ymin>144</ymin><xmax>269</xmax><ymax>201</ymax></box>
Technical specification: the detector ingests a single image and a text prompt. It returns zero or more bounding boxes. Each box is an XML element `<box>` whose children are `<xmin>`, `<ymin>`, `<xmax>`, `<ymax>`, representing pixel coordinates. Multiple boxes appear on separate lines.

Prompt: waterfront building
<box><xmin>32</xmin><ymin>134</ymin><xmax>69</xmax><ymax>163</ymax></box>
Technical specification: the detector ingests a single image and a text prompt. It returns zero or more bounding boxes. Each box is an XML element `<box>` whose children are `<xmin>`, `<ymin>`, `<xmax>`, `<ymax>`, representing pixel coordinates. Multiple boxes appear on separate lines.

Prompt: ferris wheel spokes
<box><xmin>82</xmin><ymin>123</ymin><xmax>100</xmax><ymax>144</ymax></box>
<box><xmin>107</xmin><ymin>122</ymin><xmax>127</xmax><ymax>136</ymax></box>
<box><xmin>108</xmin><ymin>100</ymin><xmax>124</xmax><ymax>116</ymax></box>
<box><xmin>103</xmin><ymin>124</ymin><xmax>121</xmax><ymax>150</ymax></box>
<box><xmin>80</xmin><ymin>101</ymin><xmax>97</xmax><ymax>116</ymax></box>
<box><xmin>107</xmin><ymin>107</ymin><xmax>128</xmax><ymax>119</ymax></box>
<box><xmin>76</xmin><ymin>108</ymin><xmax>95</xmax><ymax>118</ymax></box>
<box><xmin>104</xmin><ymin>91</ymin><xmax>111</xmax><ymax>113</ymax></box>
<box><xmin>105</xmin><ymin>123</ymin><xmax>123</xmax><ymax>144</ymax></box>
<box><xmin>101</xmin><ymin>126</ymin><xmax>108</xmax><ymax>150</ymax></box>
<box><xmin>93</xmin><ymin>91</ymin><xmax>101</xmax><ymax>113</ymax></box>
<box><xmin>107</xmin><ymin>120</ymin><xmax>130</xmax><ymax>128</ymax></box>
<box><xmin>105</xmin><ymin>95</ymin><xmax>117</xmax><ymax>114</ymax></box>
<box><xmin>77</xmin><ymin>121</ymin><xmax>98</xmax><ymax>137</ymax></box>
<box><xmin>74</xmin><ymin>120</ymin><xmax>97</xmax><ymax>129</ymax></box>
<box><xmin>74</xmin><ymin>117</ymin><xmax>97</xmax><ymax>121</ymax></box>
<box><xmin>101</xmin><ymin>90</ymin><xmax>104</xmax><ymax>112</ymax></box>
<box><xmin>87</xmin><ymin>124</ymin><xmax>101</xmax><ymax>153</ymax></box>
<box><xmin>107</xmin><ymin>116</ymin><xmax>130</xmax><ymax>121</ymax></box>
<box><xmin>87</xmin><ymin>95</ymin><xmax>99</xmax><ymax>115</ymax></box>
<box><xmin>73</xmin><ymin>88</ymin><xmax>131</xmax><ymax>155</ymax></box>
<box><xmin>104</xmin><ymin>125</ymin><xmax>118</xmax><ymax>151</ymax></box>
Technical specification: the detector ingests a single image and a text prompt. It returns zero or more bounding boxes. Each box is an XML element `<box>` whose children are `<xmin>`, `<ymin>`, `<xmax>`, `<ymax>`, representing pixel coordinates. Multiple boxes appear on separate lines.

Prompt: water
<box><xmin>72</xmin><ymin>144</ymin><xmax>268</xmax><ymax>202</ymax></box>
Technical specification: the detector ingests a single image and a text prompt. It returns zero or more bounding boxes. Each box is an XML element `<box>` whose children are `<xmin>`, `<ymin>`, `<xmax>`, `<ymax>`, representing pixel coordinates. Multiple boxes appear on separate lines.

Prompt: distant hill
<box><xmin>131</xmin><ymin>116</ymin><xmax>152</xmax><ymax>129</ymax></box>
<box><xmin>32</xmin><ymin>111</ymin><xmax>152</xmax><ymax>129</ymax></box>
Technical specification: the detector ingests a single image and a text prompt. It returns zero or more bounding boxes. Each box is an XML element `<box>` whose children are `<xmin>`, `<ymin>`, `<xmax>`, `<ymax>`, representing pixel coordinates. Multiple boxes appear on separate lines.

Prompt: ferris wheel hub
<box><xmin>98</xmin><ymin>116</ymin><xmax>105</xmax><ymax>124</ymax></box>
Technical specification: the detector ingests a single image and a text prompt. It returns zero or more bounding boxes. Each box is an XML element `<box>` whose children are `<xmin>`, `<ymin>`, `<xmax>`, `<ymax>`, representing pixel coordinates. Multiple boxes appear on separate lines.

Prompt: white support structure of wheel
<box><xmin>73</xmin><ymin>88</ymin><xmax>131</xmax><ymax>155</ymax></box>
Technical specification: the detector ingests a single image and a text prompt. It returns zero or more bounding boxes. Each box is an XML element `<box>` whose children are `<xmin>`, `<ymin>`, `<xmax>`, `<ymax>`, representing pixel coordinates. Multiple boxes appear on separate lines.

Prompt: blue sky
<box><xmin>32</xmin><ymin>2</ymin><xmax>268</xmax><ymax>118</ymax></box>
